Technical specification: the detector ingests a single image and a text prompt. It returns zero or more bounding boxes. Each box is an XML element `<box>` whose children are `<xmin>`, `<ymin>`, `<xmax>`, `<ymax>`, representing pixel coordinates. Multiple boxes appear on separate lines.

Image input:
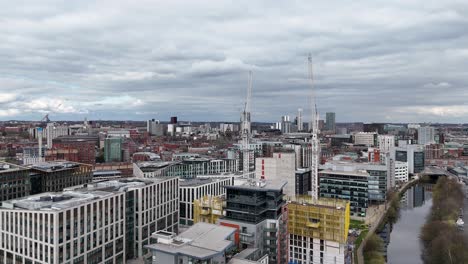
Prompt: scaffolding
<box><xmin>193</xmin><ymin>195</ymin><xmax>226</xmax><ymax>224</ymax></box>
<box><xmin>287</xmin><ymin>196</ymin><xmax>350</xmax><ymax>244</ymax></box>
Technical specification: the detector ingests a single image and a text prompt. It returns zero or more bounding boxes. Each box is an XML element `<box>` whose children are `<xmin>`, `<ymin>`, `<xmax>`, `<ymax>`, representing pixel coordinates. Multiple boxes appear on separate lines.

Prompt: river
<box><xmin>378</xmin><ymin>184</ymin><xmax>433</xmax><ymax>264</ymax></box>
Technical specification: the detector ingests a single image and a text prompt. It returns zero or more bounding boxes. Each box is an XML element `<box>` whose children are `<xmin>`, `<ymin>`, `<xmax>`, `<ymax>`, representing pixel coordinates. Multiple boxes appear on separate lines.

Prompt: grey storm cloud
<box><xmin>1</xmin><ymin>0</ymin><xmax>468</xmax><ymax>122</ymax></box>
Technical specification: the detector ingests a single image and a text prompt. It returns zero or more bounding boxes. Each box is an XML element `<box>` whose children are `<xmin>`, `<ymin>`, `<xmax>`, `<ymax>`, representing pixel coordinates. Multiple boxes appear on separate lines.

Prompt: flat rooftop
<box><xmin>1</xmin><ymin>178</ymin><xmax>170</xmax><ymax>211</ymax></box>
<box><xmin>179</xmin><ymin>177</ymin><xmax>231</xmax><ymax>187</ymax></box>
<box><xmin>0</xmin><ymin>162</ymin><xmax>29</xmax><ymax>173</ymax></box>
<box><xmin>146</xmin><ymin>222</ymin><xmax>236</xmax><ymax>260</ymax></box>
<box><xmin>225</xmin><ymin>179</ymin><xmax>287</xmax><ymax>191</ymax></box>
<box><xmin>30</xmin><ymin>161</ymin><xmax>85</xmax><ymax>172</ymax></box>
<box><xmin>320</xmin><ymin>169</ymin><xmax>369</xmax><ymax>178</ymax></box>
<box><xmin>288</xmin><ymin>196</ymin><xmax>349</xmax><ymax>211</ymax></box>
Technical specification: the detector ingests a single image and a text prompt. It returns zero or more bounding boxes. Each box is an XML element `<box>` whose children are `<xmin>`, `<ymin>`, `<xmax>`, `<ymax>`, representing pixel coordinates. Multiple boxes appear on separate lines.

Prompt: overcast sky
<box><xmin>1</xmin><ymin>0</ymin><xmax>468</xmax><ymax>123</ymax></box>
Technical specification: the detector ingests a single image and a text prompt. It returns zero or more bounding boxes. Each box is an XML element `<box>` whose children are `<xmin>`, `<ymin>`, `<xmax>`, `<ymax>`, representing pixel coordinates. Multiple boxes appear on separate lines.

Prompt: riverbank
<box><xmin>420</xmin><ymin>177</ymin><xmax>468</xmax><ymax>263</ymax></box>
<box><xmin>356</xmin><ymin>178</ymin><xmax>420</xmax><ymax>264</ymax></box>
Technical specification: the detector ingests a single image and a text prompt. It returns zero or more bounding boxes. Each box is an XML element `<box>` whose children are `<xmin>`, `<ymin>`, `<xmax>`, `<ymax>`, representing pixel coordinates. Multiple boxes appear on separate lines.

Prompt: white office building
<box><xmin>179</xmin><ymin>177</ymin><xmax>233</xmax><ymax>226</ymax></box>
<box><xmin>256</xmin><ymin>152</ymin><xmax>296</xmax><ymax>197</ymax></box>
<box><xmin>46</xmin><ymin>123</ymin><xmax>70</xmax><ymax>149</ymax></box>
<box><xmin>394</xmin><ymin>161</ymin><xmax>409</xmax><ymax>183</ymax></box>
<box><xmin>378</xmin><ymin>135</ymin><xmax>395</xmax><ymax>153</ymax></box>
<box><xmin>0</xmin><ymin>177</ymin><xmax>179</xmax><ymax>264</ymax></box>
<box><xmin>354</xmin><ymin>132</ymin><xmax>377</xmax><ymax>146</ymax></box>
<box><xmin>417</xmin><ymin>126</ymin><xmax>435</xmax><ymax>145</ymax></box>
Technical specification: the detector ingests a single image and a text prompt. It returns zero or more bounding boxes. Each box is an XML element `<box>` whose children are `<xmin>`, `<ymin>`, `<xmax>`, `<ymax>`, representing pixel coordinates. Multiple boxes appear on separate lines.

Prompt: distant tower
<box><xmin>241</xmin><ymin>71</ymin><xmax>253</xmax><ymax>178</ymax></box>
<box><xmin>297</xmin><ymin>108</ymin><xmax>303</xmax><ymax>131</ymax></box>
<box><xmin>308</xmin><ymin>54</ymin><xmax>320</xmax><ymax>199</ymax></box>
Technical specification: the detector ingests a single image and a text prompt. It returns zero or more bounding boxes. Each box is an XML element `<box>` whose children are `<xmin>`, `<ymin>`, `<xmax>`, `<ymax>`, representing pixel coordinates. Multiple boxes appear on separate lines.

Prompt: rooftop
<box><xmin>1</xmin><ymin>178</ymin><xmax>170</xmax><ymax>211</ymax></box>
<box><xmin>0</xmin><ymin>162</ymin><xmax>29</xmax><ymax>173</ymax></box>
<box><xmin>288</xmin><ymin>196</ymin><xmax>349</xmax><ymax>211</ymax></box>
<box><xmin>179</xmin><ymin>177</ymin><xmax>231</xmax><ymax>187</ymax></box>
<box><xmin>30</xmin><ymin>160</ymin><xmax>86</xmax><ymax>172</ymax></box>
<box><xmin>320</xmin><ymin>169</ymin><xmax>369</xmax><ymax>178</ymax></box>
<box><xmin>225</xmin><ymin>179</ymin><xmax>287</xmax><ymax>191</ymax></box>
<box><xmin>146</xmin><ymin>222</ymin><xmax>236</xmax><ymax>260</ymax></box>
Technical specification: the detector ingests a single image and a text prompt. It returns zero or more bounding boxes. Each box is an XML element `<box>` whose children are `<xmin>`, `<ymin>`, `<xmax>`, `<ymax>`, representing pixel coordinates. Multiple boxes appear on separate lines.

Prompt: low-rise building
<box><xmin>146</xmin><ymin>222</ymin><xmax>236</xmax><ymax>264</ymax></box>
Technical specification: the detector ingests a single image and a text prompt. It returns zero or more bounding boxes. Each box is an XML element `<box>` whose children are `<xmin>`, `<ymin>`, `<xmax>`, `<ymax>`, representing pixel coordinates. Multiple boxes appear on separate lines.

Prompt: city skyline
<box><xmin>1</xmin><ymin>1</ymin><xmax>468</xmax><ymax>123</ymax></box>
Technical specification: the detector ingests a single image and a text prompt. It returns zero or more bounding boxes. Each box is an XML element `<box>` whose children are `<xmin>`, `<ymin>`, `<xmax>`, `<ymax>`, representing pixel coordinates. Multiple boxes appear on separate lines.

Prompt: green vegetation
<box><xmin>351</xmin><ymin>219</ymin><xmax>368</xmax><ymax>264</ymax></box>
<box><xmin>350</xmin><ymin>219</ymin><xmax>366</xmax><ymax>230</ymax></box>
<box><xmin>363</xmin><ymin>234</ymin><xmax>385</xmax><ymax>264</ymax></box>
<box><xmin>420</xmin><ymin>177</ymin><xmax>468</xmax><ymax>264</ymax></box>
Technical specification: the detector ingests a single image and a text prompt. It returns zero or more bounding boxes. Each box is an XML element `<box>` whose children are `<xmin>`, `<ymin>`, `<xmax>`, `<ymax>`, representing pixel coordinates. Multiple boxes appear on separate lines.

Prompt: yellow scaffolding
<box><xmin>287</xmin><ymin>196</ymin><xmax>350</xmax><ymax>244</ymax></box>
<box><xmin>193</xmin><ymin>195</ymin><xmax>226</xmax><ymax>224</ymax></box>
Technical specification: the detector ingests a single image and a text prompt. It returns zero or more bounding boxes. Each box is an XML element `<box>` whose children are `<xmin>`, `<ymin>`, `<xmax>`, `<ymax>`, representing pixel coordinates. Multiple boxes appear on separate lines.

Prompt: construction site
<box><xmin>287</xmin><ymin>196</ymin><xmax>350</xmax><ymax>244</ymax></box>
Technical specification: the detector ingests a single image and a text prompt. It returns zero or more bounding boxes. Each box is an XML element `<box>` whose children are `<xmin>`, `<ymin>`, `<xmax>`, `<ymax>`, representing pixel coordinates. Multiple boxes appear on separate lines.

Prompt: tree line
<box><xmin>420</xmin><ymin>177</ymin><xmax>468</xmax><ymax>264</ymax></box>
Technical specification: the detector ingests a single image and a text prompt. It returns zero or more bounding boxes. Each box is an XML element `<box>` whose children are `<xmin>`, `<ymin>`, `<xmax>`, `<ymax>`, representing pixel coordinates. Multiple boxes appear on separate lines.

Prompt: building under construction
<box><xmin>193</xmin><ymin>195</ymin><xmax>225</xmax><ymax>224</ymax></box>
<box><xmin>287</xmin><ymin>196</ymin><xmax>350</xmax><ymax>264</ymax></box>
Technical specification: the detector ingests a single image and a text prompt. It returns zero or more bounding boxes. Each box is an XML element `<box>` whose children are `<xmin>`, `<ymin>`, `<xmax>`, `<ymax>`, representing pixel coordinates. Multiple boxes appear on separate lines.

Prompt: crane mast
<box><xmin>308</xmin><ymin>54</ymin><xmax>320</xmax><ymax>199</ymax></box>
<box><xmin>241</xmin><ymin>71</ymin><xmax>253</xmax><ymax>178</ymax></box>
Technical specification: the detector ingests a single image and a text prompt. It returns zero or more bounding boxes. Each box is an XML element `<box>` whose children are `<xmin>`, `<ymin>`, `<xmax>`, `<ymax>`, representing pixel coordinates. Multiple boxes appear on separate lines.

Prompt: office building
<box><xmin>147</xmin><ymin>119</ymin><xmax>165</xmax><ymax>136</ymax></box>
<box><xmin>29</xmin><ymin>161</ymin><xmax>93</xmax><ymax>195</ymax></box>
<box><xmin>363</xmin><ymin>123</ymin><xmax>385</xmax><ymax>134</ymax></box>
<box><xmin>297</xmin><ymin>108</ymin><xmax>303</xmax><ymax>131</ymax></box>
<box><xmin>0</xmin><ymin>162</ymin><xmax>31</xmax><ymax>202</ymax></box>
<box><xmin>179</xmin><ymin>177</ymin><xmax>233</xmax><ymax>225</ymax></box>
<box><xmin>281</xmin><ymin>115</ymin><xmax>292</xmax><ymax>134</ymax></box>
<box><xmin>320</xmin><ymin>162</ymin><xmax>389</xmax><ymax>216</ymax></box>
<box><xmin>22</xmin><ymin>147</ymin><xmax>46</xmax><ymax>165</ymax></box>
<box><xmin>255</xmin><ymin>152</ymin><xmax>296</xmax><ymax>197</ymax></box>
<box><xmin>295</xmin><ymin>168</ymin><xmax>312</xmax><ymax>195</ymax></box>
<box><xmin>104</xmin><ymin>137</ymin><xmax>123</xmax><ymax>162</ymax></box>
<box><xmin>134</xmin><ymin>158</ymin><xmax>238</xmax><ymax>178</ymax></box>
<box><xmin>425</xmin><ymin>143</ymin><xmax>444</xmax><ymax>160</ymax></box>
<box><xmin>146</xmin><ymin>223</ymin><xmax>236</xmax><ymax>264</ymax></box>
<box><xmin>288</xmin><ymin>197</ymin><xmax>350</xmax><ymax>264</ymax></box>
<box><xmin>52</xmin><ymin>135</ymin><xmax>98</xmax><ymax>165</ymax></box>
<box><xmin>46</xmin><ymin>123</ymin><xmax>70</xmax><ymax>149</ymax></box>
<box><xmin>325</xmin><ymin>112</ymin><xmax>336</xmax><ymax>132</ymax></box>
<box><xmin>393</xmin><ymin>144</ymin><xmax>425</xmax><ymax>174</ymax></box>
<box><xmin>0</xmin><ymin>177</ymin><xmax>179</xmax><ymax>263</ymax></box>
<box><xmin>354</xmin><ymin>132</ymin><xmax>377</xmax><ymax>146</ymax></box>
<box><xmin>378</xmin><ymin>135</ymin><xmax>395</xmax><ymax>153</ymax></box>
<box><xmin>330</xmin><ymin>135</ymin><xmax>353</xmax><ymax>147</ymax></box>
<box><xmin>219</xmin><ymin>180</ymin><xmax>288</xmax><ymax>264</ymax></box>
<box><xmin>417</xmin><ymin>126</ymin><xmax>435</xmax><ymax>145</ymax></box>
<box><xmin>393</xmin><ymin>161</ymin><xmax>409</xmax><ymax>183</ymax></box>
